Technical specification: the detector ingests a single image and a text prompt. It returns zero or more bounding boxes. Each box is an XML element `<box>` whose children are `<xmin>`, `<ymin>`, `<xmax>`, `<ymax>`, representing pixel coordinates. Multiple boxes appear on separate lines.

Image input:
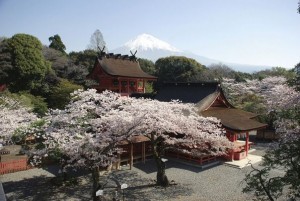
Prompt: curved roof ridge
<box><xmin>195</xmin><ymin>91</ymin><xmax>220</xmax><ymax>112</ymax></box>
<box><xmin>97</xmin><ymin>57</ymin><xmax>156</xmax><ymax>79</ymax></box>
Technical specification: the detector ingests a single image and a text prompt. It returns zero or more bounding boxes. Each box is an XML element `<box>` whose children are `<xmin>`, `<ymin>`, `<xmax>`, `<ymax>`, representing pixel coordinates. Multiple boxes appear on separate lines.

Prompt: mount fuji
<box><xmin>112</xmin><ymin>33</ymin><xmax>271</xmax><ymax>73</ymax></box>
<box><xmin>113</xmin><ymin>33</ymin><xmax>182</xmax><ymax>62</ymax></box>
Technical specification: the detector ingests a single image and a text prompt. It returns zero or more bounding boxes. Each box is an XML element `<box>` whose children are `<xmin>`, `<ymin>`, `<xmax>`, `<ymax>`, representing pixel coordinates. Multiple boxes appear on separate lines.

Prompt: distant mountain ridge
<box><xmin>112</xmin><ymin>33</ymin><xmax>271</xmax><ymax>73</ymax></box>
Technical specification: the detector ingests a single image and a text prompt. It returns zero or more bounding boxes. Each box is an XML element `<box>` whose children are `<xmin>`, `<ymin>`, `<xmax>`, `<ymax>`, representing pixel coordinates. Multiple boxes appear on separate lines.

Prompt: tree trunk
<box><xmin>60</xmin><ymin>162</ymin><xmax>67</xmax><ymax>181</ymax></box>
<box><xmin>92</xmin><ymin>167</ymin><xmax>100</xmax><ymax>201</ymax></box>
<box><xmin>151</xmin><ymin>134</ymin><xmax>169</xmax><ymax>187</ymax></box>
<box><xmin>154</xmin><ymin>155</ymin><xmax>169</xmax><ymax>187</ymax></box>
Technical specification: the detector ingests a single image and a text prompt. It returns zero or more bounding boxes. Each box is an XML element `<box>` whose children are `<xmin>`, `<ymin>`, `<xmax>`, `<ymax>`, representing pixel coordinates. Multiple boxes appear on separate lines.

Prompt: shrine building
<box><xmin>87</xmin><ymin>52</ymin><xmax>157</xmax><ymax>96</ymax></box>
<box><xmin>155</xmin><ymin>82</ymin><xmax>267</xmax><ymax>162</ymax></box>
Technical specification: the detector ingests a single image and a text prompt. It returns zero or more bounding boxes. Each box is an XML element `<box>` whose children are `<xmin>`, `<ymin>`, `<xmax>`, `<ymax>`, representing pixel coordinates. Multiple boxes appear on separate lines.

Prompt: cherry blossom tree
<box><xmin>31</xmin><ymin>89</ymin><xmax>139</xmax><ymax>200</ymax></box>
<box><xmin>0</xmin><ymin>95</ymin><xmax>38</xmax><ymax>146</ymax></box>
<box><xmin>243</xmin><ymin>117</ymin><xmax>300</xmax><ymax>200</ymax></box>
<box><xmin>223</xmin><ymin>76</ymin><xmax>300</xmax><ymax>200</ymax></box>
<box><xmin>32</xmin><ymin>89</ymin><xmax>232</xmax><ymax>200</ymax></box>
<box><xmin>222</xmin><ymin>76</ymin><xmax>300</xmax><ymax>112</ymax></box>
<box><xmin>121</xmin><ymin>96</ymin><xmax>232</xmax><ymax>187</ymax></box>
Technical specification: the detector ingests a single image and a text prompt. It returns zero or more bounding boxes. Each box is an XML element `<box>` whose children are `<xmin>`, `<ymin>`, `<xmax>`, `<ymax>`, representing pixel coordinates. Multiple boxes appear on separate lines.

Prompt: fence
<box><xmin>167</xmin><ymin>151</ymin><xmax>217</xmax><ymax>165</ymax></box>
<box><xmin>0</xmin><ymin>159</ymin><xmax>29</xmax><ymax>175</ymax></box>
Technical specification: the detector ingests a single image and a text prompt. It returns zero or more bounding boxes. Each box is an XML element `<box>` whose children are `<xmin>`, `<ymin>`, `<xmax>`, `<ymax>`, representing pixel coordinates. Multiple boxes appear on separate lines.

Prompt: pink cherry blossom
<box><xmin>0</xmin><ymin>96</ymin><xmax>38</xmax><ymax>145</ymax></box>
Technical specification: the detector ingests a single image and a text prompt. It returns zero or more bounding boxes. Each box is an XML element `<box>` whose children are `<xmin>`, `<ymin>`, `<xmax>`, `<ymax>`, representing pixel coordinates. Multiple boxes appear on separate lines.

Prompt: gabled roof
<box><xmin>89</xmin><ymin>53</ymin><xmax>157</xmax><ymax>79</ymax></box>
<box><xmin>201</xmin><ymin>108</ymin><xmax>267</xmax><ymax>132</ymax></box>
<box><xmin>196</xmin><ymin>88</ymin><xmax>234</xmax><ymax>111</ymax></box>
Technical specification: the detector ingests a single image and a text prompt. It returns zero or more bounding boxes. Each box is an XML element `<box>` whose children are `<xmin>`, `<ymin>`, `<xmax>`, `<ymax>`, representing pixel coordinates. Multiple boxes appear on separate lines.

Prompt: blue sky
<box><xmin>0</xmin><ymin>0</ymin><xmax>299</xmax><ymax>68</ymax></box>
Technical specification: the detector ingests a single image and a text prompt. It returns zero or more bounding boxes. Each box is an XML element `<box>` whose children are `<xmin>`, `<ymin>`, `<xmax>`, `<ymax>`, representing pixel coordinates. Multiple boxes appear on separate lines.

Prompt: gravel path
<box><xmin>1</xmin><ymin>144</ymin><xmax>270</xmax><ymax>201</ymax></box>
<box><xmin>132</xmin><ymin>160</ymin><xmax>254</xmax><ymax>201</ymax></box>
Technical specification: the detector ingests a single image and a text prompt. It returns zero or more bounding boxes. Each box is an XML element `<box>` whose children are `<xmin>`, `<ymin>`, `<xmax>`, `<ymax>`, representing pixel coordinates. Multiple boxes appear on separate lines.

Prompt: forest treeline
<box><xmin>0</xmin><ymin>32</ymin><xmax>299</xmax><ymax>116</ymax></box>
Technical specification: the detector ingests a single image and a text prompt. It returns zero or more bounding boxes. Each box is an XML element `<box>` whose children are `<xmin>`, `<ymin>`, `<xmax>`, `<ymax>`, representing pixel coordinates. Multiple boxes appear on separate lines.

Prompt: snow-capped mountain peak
<box><xmin>124</xmin><ymin>33</ymin><xmax>181</xmax><ymax>52</ymax></box>
<box><xmin>112</xmin><ymin>34</ymin><xmax>270</xmax><ymax>72</ymax></box>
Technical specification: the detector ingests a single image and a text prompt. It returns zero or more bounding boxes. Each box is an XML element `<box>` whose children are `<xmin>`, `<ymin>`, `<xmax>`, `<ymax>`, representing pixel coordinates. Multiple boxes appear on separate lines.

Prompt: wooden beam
<box><xmin>127</xmin><ymin>80</ymin><xmax>129</xmax><ymax>95</ymax></box>
<box><xmin>230</xmin><ymin>132</ymin><xmax>235</xmax><ymax>161</ymax></box>
<box><xmin>135</xmin><ymin>79</ymin><xmax>138</xmax><ymax>93</ymax></box>
<box><xmin>118</xmin><ymin>78</ymin><xmax>121</xmax><ymax>93</ymax></box>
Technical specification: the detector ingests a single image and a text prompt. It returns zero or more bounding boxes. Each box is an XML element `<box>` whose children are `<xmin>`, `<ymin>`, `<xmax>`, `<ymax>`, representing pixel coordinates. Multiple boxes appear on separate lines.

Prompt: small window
<box><xmin>138</xmin><ymin>81</ymin><xmax>143</xmax><ymax>88</ymax></box>
<box><xmin>130</xmin><ymin>81</ymin><xmax>135</xmax><ymax>87</ymax></box>
<box><xmin>121</xmin><ymin>81</ymin><xmax>127</xmax><ymax>86</ymax></box>
<box><xmin>113</xmin><ymin>80</ymin><xmax>119</xmax><ymax>86</ymax></box>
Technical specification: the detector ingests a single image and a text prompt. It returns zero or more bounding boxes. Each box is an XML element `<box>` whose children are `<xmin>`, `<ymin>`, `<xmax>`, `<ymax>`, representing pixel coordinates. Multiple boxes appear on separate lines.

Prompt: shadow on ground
<box><xmin>102</xmin><ymin>171</ymin><xmax>193</xmax><ymax>201</ymax></box>
<box><xmin>133</xmin><ymin>159</ymin><xmax>221</xmax><ymax>174</ymax></box>
<box><xmin>3</xmin><ymin>167</ymin><xmax>193</xmax><ymax>201</ymax></box>
<box><xmin>3</xmin><ymin>174</ymin><xmax>91</xmax><ymax>201</ymax></box>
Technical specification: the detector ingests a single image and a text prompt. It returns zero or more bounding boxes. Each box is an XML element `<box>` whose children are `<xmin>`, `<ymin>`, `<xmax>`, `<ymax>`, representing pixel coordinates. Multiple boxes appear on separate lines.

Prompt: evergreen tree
<box><xmin>138</xmin><ymin>58</ymin><xmax>156</xmax><ymax>75</ymax></box>
<box><xmin>0</xmin><ymin>39</ymin><xmax>13</xmax><ymax>84</ymax></box>
<box><xmin>155</xmin><ymin>56</ymin><xmax>205</xmax><ymax>83</ymax></box>
<box><xmin>49</xmin><ymin>34</ymin><xmax>66</xmax><ymax>54</ymax></box>
<box><xmin>2</xmin><ymin>34</ymin><xmax>51</xmax><ymax>93</ymax></box>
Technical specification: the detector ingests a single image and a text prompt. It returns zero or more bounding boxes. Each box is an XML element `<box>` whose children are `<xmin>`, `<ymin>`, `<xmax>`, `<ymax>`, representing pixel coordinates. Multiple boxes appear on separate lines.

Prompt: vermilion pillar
<box><xmin>245</xmin><ymin>132</ymin><xmax>249</xmax><ymax>156</ymax></box>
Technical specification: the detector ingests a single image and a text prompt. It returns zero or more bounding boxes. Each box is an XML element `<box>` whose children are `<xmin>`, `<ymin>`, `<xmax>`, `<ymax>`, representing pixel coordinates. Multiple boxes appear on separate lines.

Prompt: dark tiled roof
<box><xmin>201</xmin><ymin>108</ymin><xmax>267</xmax><ymax>132</ymax></box>
<box><xmin>155</xmin><ymin>82</ymin><xmax>220</xmax><ymax>103</ymax></box>
<box><xmin>98</xmin><ymin>56</ymin><xmax>157</xmax><ymax>79</ymax></box>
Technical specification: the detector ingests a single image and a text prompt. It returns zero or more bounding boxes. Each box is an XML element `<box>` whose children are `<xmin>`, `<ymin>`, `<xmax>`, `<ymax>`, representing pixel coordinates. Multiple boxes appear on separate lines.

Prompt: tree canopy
<box><xmin>46</xmin><ymin>79</ymin><xmax>83</xmax><ymax>109</ymax></box>
<box><xmin>1</xmin><ymin>34</ymin><xmax>51</xmax><ymax>93</ymax></box>
<box><xmin>69</xmin><ymin>49</ymin><xmax>97</xmax><ymax>73</ymax></box>
<box><xmin>43</xmin><ymin>47</ymin><xmax>87</xmax><ymax>85</ymax></box>
<box><xmin>138</xmin><ymin>58</ymin><xmax>156</xmax><ymax>75</ymax></box>
<box><xmin>49</xmin><ymin>34</ymin><xmax>66</xmax><ymax>54</ymax></box>
<box><xmin>155</xmin><ymin>56</ymin><xmax>205</xmax><ymax>83</ymax></box>
<box><xmin>0</xmin><ymin>39</ymin><xmax>13</xmax><ymax>84</ymax></box>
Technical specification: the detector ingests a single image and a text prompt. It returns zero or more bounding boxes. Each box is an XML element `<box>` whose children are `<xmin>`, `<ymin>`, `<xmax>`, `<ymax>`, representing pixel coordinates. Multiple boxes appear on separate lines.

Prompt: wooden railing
<box><xmin>0</xmin><ymin>159</ymin><xmax>29</xmax><ymax>175</ymax></box>
<box><xmin>167</xmin><ymin>151</ymin><xmax>217</xmax><ymax>165</ymax></box>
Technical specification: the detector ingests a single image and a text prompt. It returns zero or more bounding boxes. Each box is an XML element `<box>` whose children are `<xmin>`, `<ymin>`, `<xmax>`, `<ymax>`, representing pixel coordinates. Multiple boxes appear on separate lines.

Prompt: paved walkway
<box><xmin>224</xmin><ymin>154</ymin><xmax>262</xmax><ymax>169</ymax></box>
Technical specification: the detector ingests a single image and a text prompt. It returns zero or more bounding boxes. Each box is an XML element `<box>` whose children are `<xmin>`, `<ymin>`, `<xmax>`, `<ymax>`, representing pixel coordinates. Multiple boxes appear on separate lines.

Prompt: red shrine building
<box><xmin>87</xmin><ymin>52</ymin><xmax>157</xmax><ymax>96</ymax></box>
<box><xmin>155</xmin><ymin>82</ymin><xmax>267</xmax><ymax>162</ymax></box>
